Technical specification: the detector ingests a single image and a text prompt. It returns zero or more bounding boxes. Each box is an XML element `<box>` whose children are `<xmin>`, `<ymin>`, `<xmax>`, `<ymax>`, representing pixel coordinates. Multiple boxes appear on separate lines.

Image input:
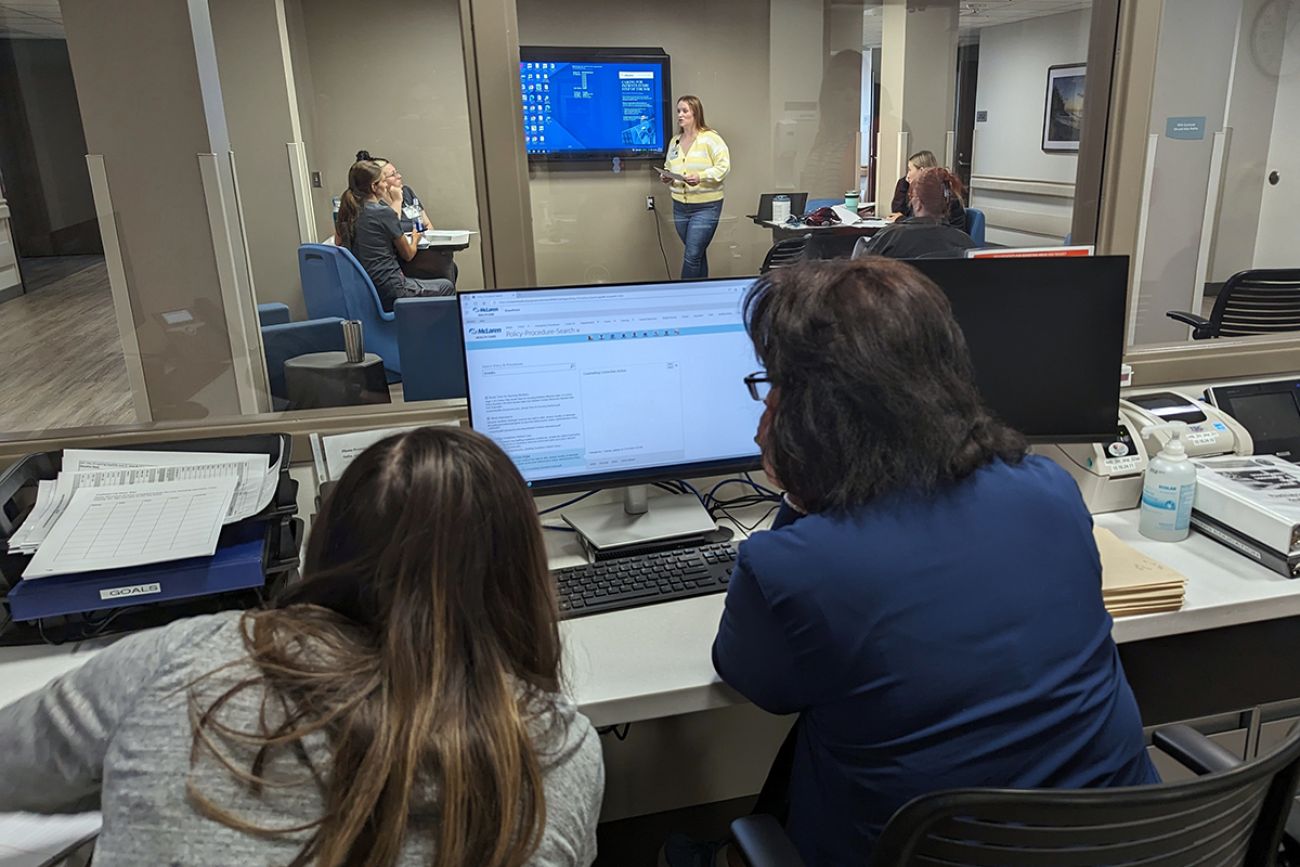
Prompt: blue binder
<box><xmin>6</xmin><ymin>520</ymin><xmax>270</xmax><ymax>622</ymax></box>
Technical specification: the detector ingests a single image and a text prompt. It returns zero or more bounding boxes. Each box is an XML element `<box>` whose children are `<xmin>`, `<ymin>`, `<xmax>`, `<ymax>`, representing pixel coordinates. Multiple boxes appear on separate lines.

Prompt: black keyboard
<box><xmin>553</xmin><ymin>542</ymin><xmax>738</xmax><ymax>618</ymax></box>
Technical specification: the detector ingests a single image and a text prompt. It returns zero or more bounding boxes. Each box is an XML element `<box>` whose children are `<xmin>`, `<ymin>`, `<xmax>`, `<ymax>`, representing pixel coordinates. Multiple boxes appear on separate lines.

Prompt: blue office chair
<box><xmin>298</xmin><ymin>244</ymin><xmax>351</xmax><ymax>321</ymax></box>
<box><xmin>260</xmin><ymin>314</ymin><xmax>346</xmax><ymax>410</ymax></box>
<box><xmin>257</xmin><ymin>302</ymin><xmax>292</xmax><ymax>327</ymax></box>
<box><xmin>964</xmin><ymin>207</ymin><xmax>986</xmax><ymax>246</ymax></box>
<box><xmin>394</xmin><ymin>297</ymin><xmax>467</xmax><ymax>402</ymax></box>
<box><xmin>296</xmin><ymin>244</ymin><xmax>401</xmax><ymax>379</ymax></box>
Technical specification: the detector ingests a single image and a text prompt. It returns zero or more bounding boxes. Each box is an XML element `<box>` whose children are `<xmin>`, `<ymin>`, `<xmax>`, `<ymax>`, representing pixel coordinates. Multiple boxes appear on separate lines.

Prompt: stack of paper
<box><xmin>8</xmin><ymin>449</ymin><xmax>280</xmax><ymax>579</ymax></box>
<box><xmin>1094</xmin><ymin>527</ymin><xmax>1186</xmax><ymax>616</ymax></box>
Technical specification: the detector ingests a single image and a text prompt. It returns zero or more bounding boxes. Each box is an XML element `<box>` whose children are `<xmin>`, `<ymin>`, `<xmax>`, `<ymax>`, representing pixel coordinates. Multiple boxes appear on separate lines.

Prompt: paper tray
<box><xmin>0</xmin><ymin>517</ymin><xmax>301</xmax><ymax>646</ymax></box>
<box><xmin>0</xmin><ymin>432</ymin><xmax>297</xmax><ymax>593</ymax></box>
<box><xmin>6</xmin><ymin>518</ymin><xmax>295</xmax><ymax>622</ymax></box>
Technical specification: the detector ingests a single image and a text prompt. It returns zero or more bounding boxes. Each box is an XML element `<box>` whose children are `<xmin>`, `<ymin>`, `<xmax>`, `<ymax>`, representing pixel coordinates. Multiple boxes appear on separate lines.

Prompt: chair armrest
<box><xmin>730</xmin><ymin>815</ymin><xmax>806</xmax><ymax>867</ymax></box>
<box><xmin>1152</xmin><ymin>724</ymin><xmax>1243</xmax><ymax>775</ymax></box>
<box><xmin>1165</xmin><ymin>310</ymin><xmax>1218</xmax><ymax>339</ymax></box>
<box><xmin>257</xmin><ymin>302</ymin><xmax>291</xmax><ymax>327</ymax></box>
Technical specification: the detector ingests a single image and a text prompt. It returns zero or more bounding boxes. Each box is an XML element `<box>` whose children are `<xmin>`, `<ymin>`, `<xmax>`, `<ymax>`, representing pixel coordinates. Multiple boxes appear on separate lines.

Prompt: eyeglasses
<box><xmin>744</xmin><ymin>371</ymin><xmax>772</xmax><ymax>401</ymax></box>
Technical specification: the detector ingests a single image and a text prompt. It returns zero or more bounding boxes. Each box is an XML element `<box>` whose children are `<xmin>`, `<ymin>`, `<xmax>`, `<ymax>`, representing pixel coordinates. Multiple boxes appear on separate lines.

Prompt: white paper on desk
<box><xmin>420</xmin><ymin>229</ymin><xmax>476</xmax><ymax>246</ymax></box>
<box><xmin>6</xmin><ymin>480</ymin><xmax>57</xmax><ymax>553</ymax></box>
<box><xmin>22</xmin><ymin>478</ymin><xmax>237</xmax><ymax>579</ymax></box>
<box><xmin>62</xmin><ymin>449</ymin><xmax>275</xmax><ymax>522</ymax></box>
<box><xmin>0</xmin><ymin>811</ymin><xmax>100</xmax><ymax>865</ymax></box>
<box><xmin>318</xmin><ymin>422</ymin><xmax>459</xmax><ymax>482</ymax></box>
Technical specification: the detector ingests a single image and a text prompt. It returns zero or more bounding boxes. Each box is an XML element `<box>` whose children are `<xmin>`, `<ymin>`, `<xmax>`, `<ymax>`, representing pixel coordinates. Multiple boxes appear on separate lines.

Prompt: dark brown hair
<box><xmin>745</xmin><ymin>258</ymin><xmax>1026</xmax><ymax>513</ymax></box>
<box><xmin>335</xmin><ymin>158</ymin><xmax>387</xmax><ymax>248</ymax></box>
<box><xmin>188</xmin><ymin>426</ymin><xmax>562</xmax><ymax>867</ymax></box>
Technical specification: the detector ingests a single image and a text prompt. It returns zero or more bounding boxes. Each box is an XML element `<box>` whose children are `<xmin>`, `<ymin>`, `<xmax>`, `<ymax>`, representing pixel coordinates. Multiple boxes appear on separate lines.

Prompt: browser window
<box><xmin>460</xmin><ymin>279</ymin><xmax>763</xmax><ymax>486</ymax></box>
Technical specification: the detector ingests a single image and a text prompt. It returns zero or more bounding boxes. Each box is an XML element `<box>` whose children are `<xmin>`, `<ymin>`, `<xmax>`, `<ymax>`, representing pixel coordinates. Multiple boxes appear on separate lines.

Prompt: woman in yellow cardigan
<box><xmin>661</xmin><ymin>95</ymin><xmax>731</xmax><ymax>279</ymax></box>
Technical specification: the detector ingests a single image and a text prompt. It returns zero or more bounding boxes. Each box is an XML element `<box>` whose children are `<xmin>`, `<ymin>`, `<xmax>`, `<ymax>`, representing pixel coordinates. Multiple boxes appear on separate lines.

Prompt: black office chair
<box><xmin>760</xmin><ymin>235</ymin><xmax>812</xmax><ymax>274</ymax></box>
<box><xmin>731</xmin><ymin>722</ymin><xmax>1300</xmax><ymax>866</ymax></box>
<box><xmin>1167</xmin><ymin>268</ymin><xmax>1300</xmax><ymax>339</ymax></box>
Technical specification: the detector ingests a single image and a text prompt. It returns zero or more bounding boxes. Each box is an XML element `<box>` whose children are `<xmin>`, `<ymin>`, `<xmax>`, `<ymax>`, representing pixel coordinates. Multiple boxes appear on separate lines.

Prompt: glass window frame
<box><xmin>12</xmin><ymin>0</ymin><xmax>1274</xmax><ymax>457</ymax></box>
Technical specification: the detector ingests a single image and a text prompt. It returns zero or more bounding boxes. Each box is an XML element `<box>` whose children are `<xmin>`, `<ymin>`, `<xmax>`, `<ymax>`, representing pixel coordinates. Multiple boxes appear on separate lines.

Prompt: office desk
<box><xmin>750</xmin><ymin>215</ymin><xmax>887</xmax><ymax>239</ymax></box>
<box><xmin>2</xmin><ymin>506</ymin><xmax>1299</xmax><ymax>727</ymax></box>
<box><xmin>400</xmin><ymin>234</ymin><xmax>472</xmax><ymax>282</ymax></box>
<box><xmin>5</xmin><ymin>495</ymin><xmax>1300</xmax><ymax>828</ymax></box>
<box><xmin>553</xmin><ymin>508</ymin><xmax>1300</xmax><ymax>728</ymax></box>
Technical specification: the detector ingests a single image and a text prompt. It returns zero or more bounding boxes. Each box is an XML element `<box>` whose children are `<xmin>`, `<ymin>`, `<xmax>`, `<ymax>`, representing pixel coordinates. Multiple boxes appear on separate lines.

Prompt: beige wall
<box><xmin>517</xmin><ymin>0</ymin><xmax>776</xmax><ymax>285</ymax></box>
<box><xmin>969</xmin><ymin>9</ymin><xmax>1090</xmax><ymax>247</ymax></box>
<box><xmin>284</xmin><ymin>0</ymin><xmax>486</xmax><ymax>290</ymax></box>
<box><xmin>210</xmin><ymin>0</ymin><xmax>309</xmax><ymax>319</ymax></box>
<box><xmin>876</xmin><ymin>0</ymin><xmax>958</xmax><ymax>209</ymax></box>
<box><xmin>62</xmin><ymin>0</ymin><xmax>243</xmax><ymax>419</ymax></box>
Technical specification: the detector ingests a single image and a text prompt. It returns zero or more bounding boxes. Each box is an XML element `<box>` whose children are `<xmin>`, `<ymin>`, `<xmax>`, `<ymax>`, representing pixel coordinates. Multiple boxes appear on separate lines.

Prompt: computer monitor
<box><xmin>458</xmin><ymin>278</ymin><xmax>764</xmax><ymax>497</ymax></box>
<box><xmin>907</xmin><ymin>255</ymin><xmax>1128</xmax><ymax>444</ymax></box>
<box><xmin>459</xmin><ymin>256</ymin><xmax>1127</xmax><ymax>506</ymax></box>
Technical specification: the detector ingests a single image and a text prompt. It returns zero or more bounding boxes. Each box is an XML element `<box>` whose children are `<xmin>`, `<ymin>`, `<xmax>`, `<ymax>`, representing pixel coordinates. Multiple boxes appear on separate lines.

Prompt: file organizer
<box><xmin>0</xmin><ymin>433</ymin><xmax>301</xmax><ymax>646</ymax></box>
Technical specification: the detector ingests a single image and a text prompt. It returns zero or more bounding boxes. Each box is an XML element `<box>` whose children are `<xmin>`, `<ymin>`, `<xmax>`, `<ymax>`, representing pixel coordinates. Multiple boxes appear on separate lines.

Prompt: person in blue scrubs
<box><xmin>710</xmin><ymin>258</ymin><xmax>1156</xmax><ymax>865</ymax></box>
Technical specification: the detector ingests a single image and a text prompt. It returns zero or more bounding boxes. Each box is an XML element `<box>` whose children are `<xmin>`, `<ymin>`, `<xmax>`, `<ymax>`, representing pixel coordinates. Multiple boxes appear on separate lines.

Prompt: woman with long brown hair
<box><xmin>335</xmin><ymin>156</ymin><xmax>454</xmax><ymax>311</ymax></box>
<box><xmin>0</xmin><ymin>427</ymin><xmax>604</xmax><ymax>866</ymax></box>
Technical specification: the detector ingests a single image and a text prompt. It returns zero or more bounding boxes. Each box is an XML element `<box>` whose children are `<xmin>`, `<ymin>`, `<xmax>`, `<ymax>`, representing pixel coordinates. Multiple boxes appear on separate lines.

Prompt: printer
<box><xmin>1040</xmin><ymin>416</ymin><xmax>1150</xmax><ymax>513</ymax></box>
<box><xmin>1120</xmin><ymin>391</ymin><xmax>1253</xmax><ymax>460</ymax></box>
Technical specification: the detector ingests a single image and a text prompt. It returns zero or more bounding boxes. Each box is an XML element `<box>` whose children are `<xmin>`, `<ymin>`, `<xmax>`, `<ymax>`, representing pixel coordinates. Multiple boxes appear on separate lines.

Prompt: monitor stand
<box><xmin>561</xmin><ymin>485</ymin><xmax>717</xmax><ymax>552</ymax></box>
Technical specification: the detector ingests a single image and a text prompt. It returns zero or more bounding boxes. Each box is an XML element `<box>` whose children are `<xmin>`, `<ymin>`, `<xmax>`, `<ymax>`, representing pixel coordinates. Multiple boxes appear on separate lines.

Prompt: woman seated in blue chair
<box><xmin>671</xmin><ymin>258</ymin><xmax>1157</xmax><ymax>867</ymax></box>
<box><xmin>335</xmin><ymin>156</ymin><xmax>454</xmax><ymax>312</ymax></box>
<box><xmin>851</xmin><ymin>167</ymin><xmax>976</xmax><ymax>260</ymax></box>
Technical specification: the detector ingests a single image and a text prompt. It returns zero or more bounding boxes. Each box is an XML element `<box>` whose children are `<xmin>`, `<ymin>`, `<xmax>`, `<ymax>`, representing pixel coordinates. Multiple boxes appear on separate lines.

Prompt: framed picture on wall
<box><xmin>1042</xmin><ymin>63</ymin><xmax>1086</xmax><ymax>152</ymax></box>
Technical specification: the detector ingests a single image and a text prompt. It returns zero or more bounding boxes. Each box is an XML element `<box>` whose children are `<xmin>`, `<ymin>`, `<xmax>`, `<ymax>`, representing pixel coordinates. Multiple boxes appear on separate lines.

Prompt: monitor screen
<box><xmin>908</xmin><ymin>255</ymin><xmax>1128</xmax><ymax>443</ymax></box>
<box><xmin>459</xmin><ymin>279</ymin><xmax>763</xmax><ymax>491</ymax></box>
<box><xmin>519</xmin><ymin>47</ymin><xmax>671</xmax><ymax>161</ymax></box>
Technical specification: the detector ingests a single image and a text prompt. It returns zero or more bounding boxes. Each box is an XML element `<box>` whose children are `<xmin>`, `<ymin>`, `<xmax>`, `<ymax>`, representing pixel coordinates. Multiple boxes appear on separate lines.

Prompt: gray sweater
<box><xmin>0</xmin><ymin>612</ymin><xmax>604</xmax><ymax>866</ymax></box>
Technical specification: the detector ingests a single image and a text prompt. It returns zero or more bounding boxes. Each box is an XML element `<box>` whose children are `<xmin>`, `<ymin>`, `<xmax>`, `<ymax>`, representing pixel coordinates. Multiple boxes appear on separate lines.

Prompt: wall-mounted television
<box><xmin>519</xmin><ymin>46</ymin><xmax>672</xmax><ymax>162</ymax></box>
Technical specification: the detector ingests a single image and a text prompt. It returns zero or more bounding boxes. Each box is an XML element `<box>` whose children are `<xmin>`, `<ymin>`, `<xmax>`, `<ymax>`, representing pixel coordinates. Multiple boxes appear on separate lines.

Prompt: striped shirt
<box><xmin>665</xmin><ymin>129</ymin><xmax>730</xmax><ymax>203</ymax></box>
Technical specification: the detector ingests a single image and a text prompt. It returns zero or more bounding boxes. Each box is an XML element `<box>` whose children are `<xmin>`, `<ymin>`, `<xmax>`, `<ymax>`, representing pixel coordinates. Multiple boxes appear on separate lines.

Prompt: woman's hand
<box><xmin>887</xmin><ymin>212</ymin><xmax>903</xmax><ymax>222</ymax></box>
<box><xmin>684</xmin><ymin>172</ymin><xmax>701</xmax><ymax>186</ymax></box>
<box><xmin>660</xmin><ymin>174</ymin><xmax>672</xmax><ymax>185</ymax></box>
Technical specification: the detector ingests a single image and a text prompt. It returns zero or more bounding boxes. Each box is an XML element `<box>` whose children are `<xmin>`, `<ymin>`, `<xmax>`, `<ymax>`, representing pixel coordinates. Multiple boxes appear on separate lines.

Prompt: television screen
<box><xmin>519</xmin><ymin>47</ymin><xmax>671</xmax><ymax>161</ymax></box>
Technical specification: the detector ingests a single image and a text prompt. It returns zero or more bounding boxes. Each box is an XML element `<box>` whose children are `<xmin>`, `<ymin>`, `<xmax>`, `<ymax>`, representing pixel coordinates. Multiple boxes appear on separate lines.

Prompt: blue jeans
<box><xmin>673</xmin><ymin>199</ymin><xmax>723</xmax><ymax>279</ymax></box>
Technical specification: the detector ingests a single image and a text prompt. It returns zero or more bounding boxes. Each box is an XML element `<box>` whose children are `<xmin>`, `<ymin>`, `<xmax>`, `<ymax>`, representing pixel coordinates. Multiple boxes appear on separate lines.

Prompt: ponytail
<box><xmin>335</xmin><ymin>159</ymin><xmax>387</xmax><ymax>249</ymax></box>
<box><xmin>335</xmin><ymin>189</ymin><xmax>364</xmax><ymax>249</ymax></box>
<box><xmin>940</xmin><ymin>168</ymin><xmax>967</xmax><ymax>205</ymax></box>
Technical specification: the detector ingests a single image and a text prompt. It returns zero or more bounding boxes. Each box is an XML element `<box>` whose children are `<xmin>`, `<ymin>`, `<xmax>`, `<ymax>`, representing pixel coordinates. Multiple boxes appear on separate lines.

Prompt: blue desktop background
<box><xmin>520</xmin><ymin>60</ymin><xmax>666</xmax><ymax>157</ymax></box>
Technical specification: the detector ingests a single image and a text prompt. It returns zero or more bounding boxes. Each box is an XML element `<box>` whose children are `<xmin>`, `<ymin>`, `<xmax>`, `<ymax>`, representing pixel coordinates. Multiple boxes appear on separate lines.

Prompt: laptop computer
<box><xmin>755</xmin><ymin>192</ymin><xmax>809</xmax><ymax>222</ymax></box>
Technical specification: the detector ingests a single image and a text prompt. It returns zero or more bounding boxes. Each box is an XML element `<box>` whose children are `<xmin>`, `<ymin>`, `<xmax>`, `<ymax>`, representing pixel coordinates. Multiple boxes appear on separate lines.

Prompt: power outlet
<box><xmin>645</xmin><ymin>196</ymin><xmax>656</xmax><ymax>211</ymax></box>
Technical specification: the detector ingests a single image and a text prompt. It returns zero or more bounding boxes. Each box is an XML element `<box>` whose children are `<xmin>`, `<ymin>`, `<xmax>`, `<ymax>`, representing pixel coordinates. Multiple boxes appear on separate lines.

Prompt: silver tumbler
<box><xmin>342</xmin><ymin>320</ymin><xmax>364</xmax><ymax>363</ymax></box>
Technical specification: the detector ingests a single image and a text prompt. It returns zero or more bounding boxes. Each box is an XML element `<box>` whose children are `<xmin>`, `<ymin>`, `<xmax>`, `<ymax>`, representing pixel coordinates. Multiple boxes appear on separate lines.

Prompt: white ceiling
<box><xmin>0</xmin><ymin>0</ymin><xmax>1090</xmax><ymax>43</ymax></box>
<box><xmin>861</xmin><ymin>0</ymin><xmax>1094</xmax><ymax>46</ymax></box>
<box><xmin>0</xmin><ymin>0</ymin><xmax>64</xmax><ymax>39</ymax></box>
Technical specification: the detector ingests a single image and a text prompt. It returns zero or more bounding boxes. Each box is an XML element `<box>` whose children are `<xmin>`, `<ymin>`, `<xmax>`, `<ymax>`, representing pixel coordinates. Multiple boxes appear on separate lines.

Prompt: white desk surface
<box><xmin>3</xmin><ymin>506</ymin><xmax>1300</xmax><ymax>728</ymax></box>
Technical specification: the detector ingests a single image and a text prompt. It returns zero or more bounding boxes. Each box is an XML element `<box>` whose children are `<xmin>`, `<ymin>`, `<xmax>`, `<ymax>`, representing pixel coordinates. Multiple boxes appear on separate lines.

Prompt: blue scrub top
<box><xmin>713</xmin><ymin>455</ymin><xmax>1158</xmax><ymax>866</ymax></box>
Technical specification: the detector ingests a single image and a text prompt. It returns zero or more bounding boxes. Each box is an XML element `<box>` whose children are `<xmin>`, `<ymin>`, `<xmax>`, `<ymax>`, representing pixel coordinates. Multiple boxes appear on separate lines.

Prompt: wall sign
<box><xmin>1165</xmin><ymin>116</ymin><xmax>1207</xmax><ymax>140</ymax></box>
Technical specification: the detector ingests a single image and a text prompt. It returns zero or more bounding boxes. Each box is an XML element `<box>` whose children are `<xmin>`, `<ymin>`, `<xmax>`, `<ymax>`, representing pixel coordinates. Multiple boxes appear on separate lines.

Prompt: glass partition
<box><xmin>1128</xmin><ymin>0</ymin><xmax>1300</xmax><ymax>349</ymax></box>
<box><xmin>517</xmin><ymin>0</ymin><xmax>1103</xmax><ymax>288</ymax></box>
<box><xmin>0</xmin><ymin>0</ymin><xmax>1132</xmax><ymax>449</ymax></box>
<box><xmin>0</xmin><ymin>0</ymin><xmax>484</xmax><ymax>445</ymax></box>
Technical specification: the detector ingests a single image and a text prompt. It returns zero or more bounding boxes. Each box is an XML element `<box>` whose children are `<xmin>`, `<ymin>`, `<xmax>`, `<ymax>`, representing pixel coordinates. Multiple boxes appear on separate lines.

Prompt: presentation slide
<box><xmin>461</xmin><ymin>281</ymin><xmax>763</xmax><ymax>486</ymax></box>
<box><xmin>520</xmin><ymin>60</ymin><xmax>665</xmax><ymax>156</ymax></box>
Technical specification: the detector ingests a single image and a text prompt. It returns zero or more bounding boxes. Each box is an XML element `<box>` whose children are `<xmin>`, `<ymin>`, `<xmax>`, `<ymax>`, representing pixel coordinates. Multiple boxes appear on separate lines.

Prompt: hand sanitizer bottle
<box><xmin>1139</xmin><ymin>422</ymin><xmax>1197</xmax><ymax>542</ymax></box>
